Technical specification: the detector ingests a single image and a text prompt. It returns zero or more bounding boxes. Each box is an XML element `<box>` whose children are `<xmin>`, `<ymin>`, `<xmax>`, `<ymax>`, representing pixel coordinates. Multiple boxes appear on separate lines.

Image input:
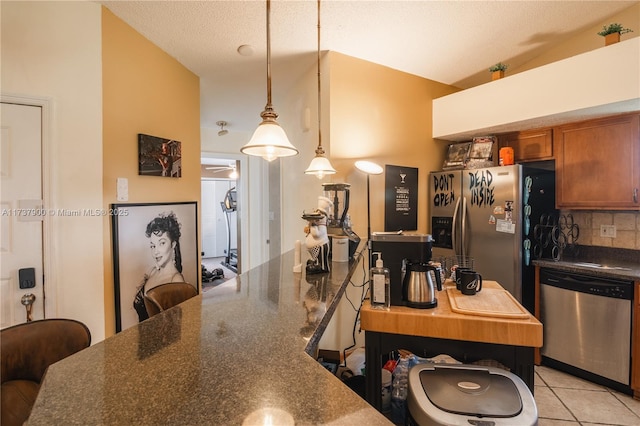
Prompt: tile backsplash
<box><xmin>563</xmin><ymin>210</ymin><xmax>640</xmax><ymax>250</ymax></box>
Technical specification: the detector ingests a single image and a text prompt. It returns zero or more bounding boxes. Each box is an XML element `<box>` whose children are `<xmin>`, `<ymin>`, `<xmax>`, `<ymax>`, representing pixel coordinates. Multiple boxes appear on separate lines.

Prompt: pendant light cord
<box><xmin>266</xmin><ymin>0</ymin><xmax>272</xmax><ymax>108</ymax></box>
<box><xmin>316</xmin><ymin>0</ymin><xmax>324</xmax><ymax>155</ymax></box>
<box><xmin>262</xmin><ymin>0</ymin><xmax>276</xmax><ymax>121</ymax></box>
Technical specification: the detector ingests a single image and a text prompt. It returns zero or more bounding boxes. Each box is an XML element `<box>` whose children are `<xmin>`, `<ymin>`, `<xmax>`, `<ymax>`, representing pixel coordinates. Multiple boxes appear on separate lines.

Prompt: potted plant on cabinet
<box><xmin>597</xmin><ymin>23</ymin><xmax>633</xmax><ymax>46</ymax></box>
<box><xmin>489</xmin><ymin>62</ymin><xmax>508</xmax><ymax>81</ymax></box>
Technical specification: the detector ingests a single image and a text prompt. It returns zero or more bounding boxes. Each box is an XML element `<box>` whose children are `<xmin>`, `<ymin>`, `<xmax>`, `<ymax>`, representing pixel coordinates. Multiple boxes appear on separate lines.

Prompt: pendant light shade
<box><xmin>305</xmin><ymin>149</ymin><xmax>336</xmax><ymax>179</ymax></box>
<box><xmin>305</xmin><ymin>0</ymin><xmax>336</xmax><ymax>179</ymax></box>
<box><xmin>244</xmin><ymin>117</ymin><xmax>298</xmax><ymax>162</ymax></box>
<box><xmin>241</xmin><ymin>0</ymin><xmax>298</xmax><ymax>162</ymax></box>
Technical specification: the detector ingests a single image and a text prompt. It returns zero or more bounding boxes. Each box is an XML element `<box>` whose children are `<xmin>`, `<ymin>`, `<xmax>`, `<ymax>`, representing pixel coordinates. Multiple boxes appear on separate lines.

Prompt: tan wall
<box><xmin>512</xmin><ymin>3</ymin><xmax>640</xmax><ymax>75</ymax></box>
<box><xmin>102</xmin><ymin>8</ymin><xmax>201</xmax><ymax>337</ymax></box>
<box><xmin>317</xmin><ymin>52</ymin><xmax>458</xmax><ymax>353</ymax></box>
<box><xmin>327</xmin><ymin>52</ymin><xmax>459</xmax><ymax>238</ymax></box>
<box><xmin>515</xmin><ymin>2</ymin><xmax>640</xmax><ymax>251</ymax></box>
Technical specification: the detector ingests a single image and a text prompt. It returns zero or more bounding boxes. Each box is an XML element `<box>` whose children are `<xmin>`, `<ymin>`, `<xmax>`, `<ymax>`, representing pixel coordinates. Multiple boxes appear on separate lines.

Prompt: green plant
<box><xmin>489</xmin><ymin>62</ymin><xmax>509</xmax><ymax>73</ymax></box>
<box><xmin>597</xmin><ymin>23</ymin><xmax>633</xmax><ymax>36</ymax></box>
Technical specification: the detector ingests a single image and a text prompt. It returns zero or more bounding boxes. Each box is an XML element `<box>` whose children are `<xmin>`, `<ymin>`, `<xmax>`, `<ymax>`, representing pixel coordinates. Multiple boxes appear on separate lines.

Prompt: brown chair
<box><xmin>143</xmin><ymin>282</ymin><xmax>198</xmax><ymax>317</ymax></box>
<box><xmin>1</xmin><ymin>318</ymin><xmax>91</xmax><ymax>426</ymax></box>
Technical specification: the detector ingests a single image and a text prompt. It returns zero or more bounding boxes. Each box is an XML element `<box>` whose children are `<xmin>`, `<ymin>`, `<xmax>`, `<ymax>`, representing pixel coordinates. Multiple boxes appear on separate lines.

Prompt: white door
<box><xmin>1</xmin><ymin>102</ymin><xmax>45</xmax><ymax>327</ymax></box>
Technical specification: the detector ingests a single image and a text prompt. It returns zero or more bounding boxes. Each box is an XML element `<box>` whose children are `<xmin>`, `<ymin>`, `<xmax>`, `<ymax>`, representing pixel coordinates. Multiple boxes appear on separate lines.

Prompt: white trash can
<box><xmin>407</xmin><ymin>363</ymin><xmax>538</xmax><ymax>426</ymax></box>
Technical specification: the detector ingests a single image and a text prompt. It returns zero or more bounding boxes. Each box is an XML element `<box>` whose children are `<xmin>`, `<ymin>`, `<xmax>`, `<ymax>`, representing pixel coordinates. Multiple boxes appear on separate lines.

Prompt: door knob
<box><xmin>21</xmin><ymin>293</ymin><xmax>36</xmax><ymax>322</ymax></box>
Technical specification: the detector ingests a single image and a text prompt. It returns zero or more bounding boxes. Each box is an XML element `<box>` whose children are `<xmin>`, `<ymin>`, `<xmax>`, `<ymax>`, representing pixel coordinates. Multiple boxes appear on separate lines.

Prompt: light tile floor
<box><xmin>535</xmin><ymin>366</ymin><xmax>640</xmax><ymax>425</ymax></box>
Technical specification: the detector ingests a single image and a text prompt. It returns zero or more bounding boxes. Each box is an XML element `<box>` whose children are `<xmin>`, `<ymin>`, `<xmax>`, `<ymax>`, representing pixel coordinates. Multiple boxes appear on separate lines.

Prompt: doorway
<box><xmin>201</xmin><ymin>156</ymin><xmax>242</xmax><ymax>277</ymax></box>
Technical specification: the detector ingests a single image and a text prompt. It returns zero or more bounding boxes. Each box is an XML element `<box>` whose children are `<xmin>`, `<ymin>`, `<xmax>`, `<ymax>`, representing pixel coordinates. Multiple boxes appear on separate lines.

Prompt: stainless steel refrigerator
<box><xmin>429</xmin><ymin>164</ymin><xmax>555</xmax><ymax>312</ymax></box>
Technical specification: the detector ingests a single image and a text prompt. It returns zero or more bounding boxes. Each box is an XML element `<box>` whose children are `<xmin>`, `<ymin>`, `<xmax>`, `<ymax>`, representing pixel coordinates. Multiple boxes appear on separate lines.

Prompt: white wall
<box><xmin>1</xmin><ymin>2</ymin><xmax>105</xmax><ymax>341</ymax></box>
<box><xmin>279</xmin><ymin>53</ymin><xmax>331</xmax><ymax>256</ymax></box>
<box><xmin>201</xmin><ymin>53</ymin><xmax>323</xmax><ymax>267</ymax></box>
<box><xmin>201</xmin><ymin>128</ymin><xmax>267</xmax><ymax>271</ymax></box>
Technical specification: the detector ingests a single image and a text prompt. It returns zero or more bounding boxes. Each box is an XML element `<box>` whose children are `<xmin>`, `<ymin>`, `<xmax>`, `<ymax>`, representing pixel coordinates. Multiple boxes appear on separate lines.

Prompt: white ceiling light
<box><xmin>217</xmin><ymin>121</ymin><xmax>229</xmax><ymax>136</ymax></box>
<box><xmin>305</xmin><ymin>0</ymin><xmax>336</xmax><ymax>180</ymax></box>
<box><xmin>240</xmin><ymin>0</ymin><xmax>298</xmax><ymax>162</ymax></box>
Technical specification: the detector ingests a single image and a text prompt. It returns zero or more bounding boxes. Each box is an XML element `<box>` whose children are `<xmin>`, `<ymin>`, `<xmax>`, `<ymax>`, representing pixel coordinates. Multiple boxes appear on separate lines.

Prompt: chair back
<box><xmin>1</xmin><ymin>318</ymin><xmax>91</xmax><ymax>426</ymax></box>
<box><xmin>144</xmin><ymin>282</ymin><xmax>198</xmax><ymax>317</ymax></box>
<box><xmin>1</xmin><ymin>318</ymin><xmax>91</xmax><ymax>384</ymax></box>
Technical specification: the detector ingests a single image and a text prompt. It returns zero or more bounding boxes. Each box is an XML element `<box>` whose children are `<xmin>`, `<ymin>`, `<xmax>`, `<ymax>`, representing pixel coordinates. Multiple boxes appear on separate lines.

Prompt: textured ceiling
<box><xmin>99</xmin><ymin>0</ymin><xmax>636</xmax><ymax>133</ymax></box>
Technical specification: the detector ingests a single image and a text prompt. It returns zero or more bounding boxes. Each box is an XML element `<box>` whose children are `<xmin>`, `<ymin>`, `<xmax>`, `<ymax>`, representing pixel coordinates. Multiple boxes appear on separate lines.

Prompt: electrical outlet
<box><xmin>600</xmin><ymin>224</ymin><xmax>617</xmax><ymax>238</ymax></box>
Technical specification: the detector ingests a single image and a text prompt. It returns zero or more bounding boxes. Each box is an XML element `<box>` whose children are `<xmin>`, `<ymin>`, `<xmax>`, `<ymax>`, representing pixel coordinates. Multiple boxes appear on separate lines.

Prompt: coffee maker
<box><xmin>322</xmin><ymin>183</ymin><xmax>360</xmax><ymax>259</ymax></box>
<box><xmin>370</xmin><ymin>233</ymin><xmax>434</xmax><ymax>306</ymax></box>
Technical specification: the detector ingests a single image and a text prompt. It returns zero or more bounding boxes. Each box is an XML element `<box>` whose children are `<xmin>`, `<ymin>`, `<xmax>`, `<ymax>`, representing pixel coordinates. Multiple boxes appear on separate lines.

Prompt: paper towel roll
<box><xmin>332</xmin><ymin>236</ymin><xmax>349</xmax><ymax>262</ymax></box>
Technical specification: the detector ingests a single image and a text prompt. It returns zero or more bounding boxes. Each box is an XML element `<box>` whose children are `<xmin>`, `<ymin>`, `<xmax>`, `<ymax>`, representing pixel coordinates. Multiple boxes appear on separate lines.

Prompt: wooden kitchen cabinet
<box><xmin>555</xmin><ymin>113</ymin><xmax>640</xmax><ymax>209</ymax></box>
<box><xmin>498</xmin><ymin>128</ymin><xmax>553</xmax><ymax>162</ymax></box>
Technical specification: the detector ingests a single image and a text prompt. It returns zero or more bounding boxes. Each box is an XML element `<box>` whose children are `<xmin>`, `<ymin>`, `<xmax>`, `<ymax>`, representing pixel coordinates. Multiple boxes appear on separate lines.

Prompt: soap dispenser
<box><xmin>370</xmin><ymin>252</ymin><xmax>390</xmax><ymax>310</ymax></box>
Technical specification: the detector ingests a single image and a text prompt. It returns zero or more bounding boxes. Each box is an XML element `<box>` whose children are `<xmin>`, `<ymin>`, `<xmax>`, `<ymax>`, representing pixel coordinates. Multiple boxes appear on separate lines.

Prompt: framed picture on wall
<box><xmin>138</xmin><ymin>133</ymin><xmax>182</xmax><ymax>177</ymax></box>
<box><xmin>384</xmin><ymin>164</ymin><xmax>418</xmax><ymax>231</ymax></box>
<box><xmin>111</xmin><ymin>201</ymin><xmax>198</xmax><ymax>332</ymax></box>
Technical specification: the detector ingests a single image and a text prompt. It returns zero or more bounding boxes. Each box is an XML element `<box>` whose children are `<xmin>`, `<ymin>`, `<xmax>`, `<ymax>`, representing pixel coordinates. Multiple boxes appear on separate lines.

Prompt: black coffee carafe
<box><xmin>401</xmin><ymin>259</ymin><xmax>442</xmax><ymax>309</ymax></box>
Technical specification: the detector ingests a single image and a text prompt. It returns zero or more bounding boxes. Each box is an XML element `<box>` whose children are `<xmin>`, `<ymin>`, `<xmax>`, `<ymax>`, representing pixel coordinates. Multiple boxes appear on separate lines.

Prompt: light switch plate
<box><xmin>116</xmin><ymin>178</ymin><xmax>128</xmax><ymax>201</ymax></box>
<box><xmin>600</xmin><ymin>224</ymin><xmax>616</xmax><ymax>238</ymax></box>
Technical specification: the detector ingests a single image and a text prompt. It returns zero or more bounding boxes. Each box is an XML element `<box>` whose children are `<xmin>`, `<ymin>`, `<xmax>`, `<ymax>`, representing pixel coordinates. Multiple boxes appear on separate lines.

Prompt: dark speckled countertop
<box><xmin>533</xmin><ymin>246</ymin><xmax>640</xmax><ymax>281</ymax></box>
<box><xmin>28</xmin><ymin>246</ymin><xmax>391</xmax><ymax>425</ymax></box>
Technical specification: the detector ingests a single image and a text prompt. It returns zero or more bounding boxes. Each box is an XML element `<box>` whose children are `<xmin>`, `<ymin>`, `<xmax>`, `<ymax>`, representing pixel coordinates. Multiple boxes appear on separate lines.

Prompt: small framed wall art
<box><xmin>384</xmin><ymin>164</ymin><xmax>418</xmax><ymax>232</ymax></box>
<box><xmin>138</xmin><ymin>133</ymin><xmax>182</xmax><ymax>177</ymax></box>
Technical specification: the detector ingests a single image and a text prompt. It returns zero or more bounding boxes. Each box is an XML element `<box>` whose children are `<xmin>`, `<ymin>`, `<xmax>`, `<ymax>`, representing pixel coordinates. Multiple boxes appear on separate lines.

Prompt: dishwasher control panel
<box><xmin>540</xmin><ymin>269</ymin><xmax>633</xmax><ymax>300</ymax></box>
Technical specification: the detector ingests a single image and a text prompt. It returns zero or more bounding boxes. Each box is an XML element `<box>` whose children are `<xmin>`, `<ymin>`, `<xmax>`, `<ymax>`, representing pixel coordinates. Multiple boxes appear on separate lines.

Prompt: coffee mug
<box><xmin>460</xmin><ymin>270</ymin><xmax>483</xmax><ymax>295</ymax></box>
<box><xmin>454</xmin><ymin>267</ymin><xmax>473</xmax><ymax>290</ymax></box>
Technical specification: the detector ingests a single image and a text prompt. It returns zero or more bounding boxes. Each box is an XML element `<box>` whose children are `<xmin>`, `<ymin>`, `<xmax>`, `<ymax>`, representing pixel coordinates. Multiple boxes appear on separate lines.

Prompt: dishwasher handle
<box><xmin>540</xmin><ymin>268</ymin><xmax>633</xmax><ymax>300</ymax></box>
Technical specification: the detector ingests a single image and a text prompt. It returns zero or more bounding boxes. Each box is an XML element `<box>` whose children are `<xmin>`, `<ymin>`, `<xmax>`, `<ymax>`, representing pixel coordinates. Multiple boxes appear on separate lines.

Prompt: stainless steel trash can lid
<box><xmin>418</xmin><ymin>365</ymin><xmax>523</xmax><ymax>418</ymax></box>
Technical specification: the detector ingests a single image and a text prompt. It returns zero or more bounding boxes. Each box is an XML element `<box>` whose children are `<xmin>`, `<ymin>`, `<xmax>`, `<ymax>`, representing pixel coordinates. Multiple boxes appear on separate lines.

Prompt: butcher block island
<box><xmin>361</xmin><ymin>280</ymin><xmax>542</xmax><ymax>411</ymax></box>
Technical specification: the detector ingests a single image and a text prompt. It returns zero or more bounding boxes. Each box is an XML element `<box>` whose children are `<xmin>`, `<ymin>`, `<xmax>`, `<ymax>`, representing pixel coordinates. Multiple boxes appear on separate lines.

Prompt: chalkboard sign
<box><xmin>384</xmin><ymin>164</ymin><xmax>418</xmax><ymax>231</ymax></box>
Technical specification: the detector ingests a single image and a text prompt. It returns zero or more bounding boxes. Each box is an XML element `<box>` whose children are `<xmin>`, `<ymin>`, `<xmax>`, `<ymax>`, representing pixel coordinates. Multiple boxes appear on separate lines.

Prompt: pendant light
<box><xmin>241</xmin><ymin>0</ymin><xmax>298</xmax><ymax>162</ymax></box>
<box><xmin>304</xmin><ymin>0</ymin><xmax>336</xmax><ymax>179</ymax></box>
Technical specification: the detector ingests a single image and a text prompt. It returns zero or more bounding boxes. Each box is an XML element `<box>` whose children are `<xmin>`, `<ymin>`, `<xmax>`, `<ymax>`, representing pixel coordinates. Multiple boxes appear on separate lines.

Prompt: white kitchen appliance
<box><xmin>429</xmin><ymin>164</ymin><xmax>555</xmax><ymax>311</ymax></box>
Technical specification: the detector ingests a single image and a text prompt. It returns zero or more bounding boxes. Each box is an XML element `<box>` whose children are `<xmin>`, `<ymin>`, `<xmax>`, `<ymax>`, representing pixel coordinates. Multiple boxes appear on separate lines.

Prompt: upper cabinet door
<box><xmin>498</xmin><ymin>129</ymin><xmax>553</xmax><ymax>163</ymax></box>
<box><xmin>555</xmin><ymin>113</ymin><xmax>640</xmax><ymax>210</ymax></box>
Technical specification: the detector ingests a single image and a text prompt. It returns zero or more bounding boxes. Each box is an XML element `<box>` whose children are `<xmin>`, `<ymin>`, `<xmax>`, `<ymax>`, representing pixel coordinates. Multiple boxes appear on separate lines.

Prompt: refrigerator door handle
<box><xmin>451</xmin><ymin>196</ymin><xmax>461</xmax><ymax>256</ymax></box>
<box><xmin>462</xmin><ymin>196</ymin><xmax>467</xmax><ymax>256</ymax></box>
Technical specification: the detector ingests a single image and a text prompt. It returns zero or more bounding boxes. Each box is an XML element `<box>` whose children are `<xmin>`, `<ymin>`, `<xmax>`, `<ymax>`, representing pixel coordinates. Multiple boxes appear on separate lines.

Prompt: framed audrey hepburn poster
<box><xmin>111</xmin><ymin>201</ymin><xmax>198</xmax><ymax>332</ymax></box>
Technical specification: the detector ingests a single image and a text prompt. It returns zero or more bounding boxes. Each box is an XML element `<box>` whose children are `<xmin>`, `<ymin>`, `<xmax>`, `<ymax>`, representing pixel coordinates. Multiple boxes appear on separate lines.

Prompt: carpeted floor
<box><xmin>201</xmin><ymin>256</ymin><xmax>236</xmax><ymax>292</ymax></box>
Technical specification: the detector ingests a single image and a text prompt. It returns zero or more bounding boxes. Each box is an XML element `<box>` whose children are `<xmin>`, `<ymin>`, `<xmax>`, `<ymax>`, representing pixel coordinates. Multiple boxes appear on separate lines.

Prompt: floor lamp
<box><xmin>355</xmin><ymin>161</ymin><xmax>383</xmax><ymax>241</ymax></box>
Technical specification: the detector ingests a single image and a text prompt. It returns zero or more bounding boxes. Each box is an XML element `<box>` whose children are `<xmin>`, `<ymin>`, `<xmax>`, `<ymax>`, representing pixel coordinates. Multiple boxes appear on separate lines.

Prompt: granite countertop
<box><xmin>533</xmin><ymin>245</ymin><xmax>640</xmax><ymax>281</ymax></box>
<box><xmin>28</xmin><ymin>246</ymin><xmax>391</xmax><ymax>425</ymax></box>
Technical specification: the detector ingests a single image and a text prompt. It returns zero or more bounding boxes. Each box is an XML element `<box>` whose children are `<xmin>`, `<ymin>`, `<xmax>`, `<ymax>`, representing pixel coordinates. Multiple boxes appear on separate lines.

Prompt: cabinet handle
<box><xmin>634</xmin><ymin>188</ymin><xmax>638</xmax><ymax>203</ymax></box>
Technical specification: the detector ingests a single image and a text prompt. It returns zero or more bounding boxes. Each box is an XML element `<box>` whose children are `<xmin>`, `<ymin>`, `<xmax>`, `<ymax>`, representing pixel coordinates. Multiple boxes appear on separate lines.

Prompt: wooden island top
<box><xmin>360</xmin><ymin>280</ymin><xmax>543</xmax><ymax>410</ymax></box>
<box><xmin>361</xmin><ymin>280</ymin><xmax>542</xmax><ymax>348</ymax></box>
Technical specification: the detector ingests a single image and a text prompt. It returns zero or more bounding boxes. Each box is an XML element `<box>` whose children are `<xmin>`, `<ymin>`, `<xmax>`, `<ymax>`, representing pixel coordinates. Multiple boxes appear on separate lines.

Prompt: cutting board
<box><xmin>446</xmin><ymin>287</ymin><xmax>530</xmax><ymax>319</ymax></box>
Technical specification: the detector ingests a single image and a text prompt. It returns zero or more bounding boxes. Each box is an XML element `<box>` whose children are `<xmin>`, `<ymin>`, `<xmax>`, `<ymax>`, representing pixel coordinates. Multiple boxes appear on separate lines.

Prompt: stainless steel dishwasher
<box><xmin>540</xmin><ymin>268</ymin><xmax>633</xmax><ymax>392</ymax></box>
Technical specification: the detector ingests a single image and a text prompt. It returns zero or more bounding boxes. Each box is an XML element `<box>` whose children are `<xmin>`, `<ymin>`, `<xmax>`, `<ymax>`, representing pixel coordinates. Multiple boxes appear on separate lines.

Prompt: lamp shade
<box><xmin>241</xmin><ymin>121</ymin><xmax>298</xmax><ymax>162</ymax></box>
<box><xmin>355</xmin><ymin>160</ymin><xmax>383</xmax><ymax>175</ymax></box>
<box><xmin>305</xmin><ymin>154</ymin><xmax>336</xmax><ymax>179</ymax></box>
